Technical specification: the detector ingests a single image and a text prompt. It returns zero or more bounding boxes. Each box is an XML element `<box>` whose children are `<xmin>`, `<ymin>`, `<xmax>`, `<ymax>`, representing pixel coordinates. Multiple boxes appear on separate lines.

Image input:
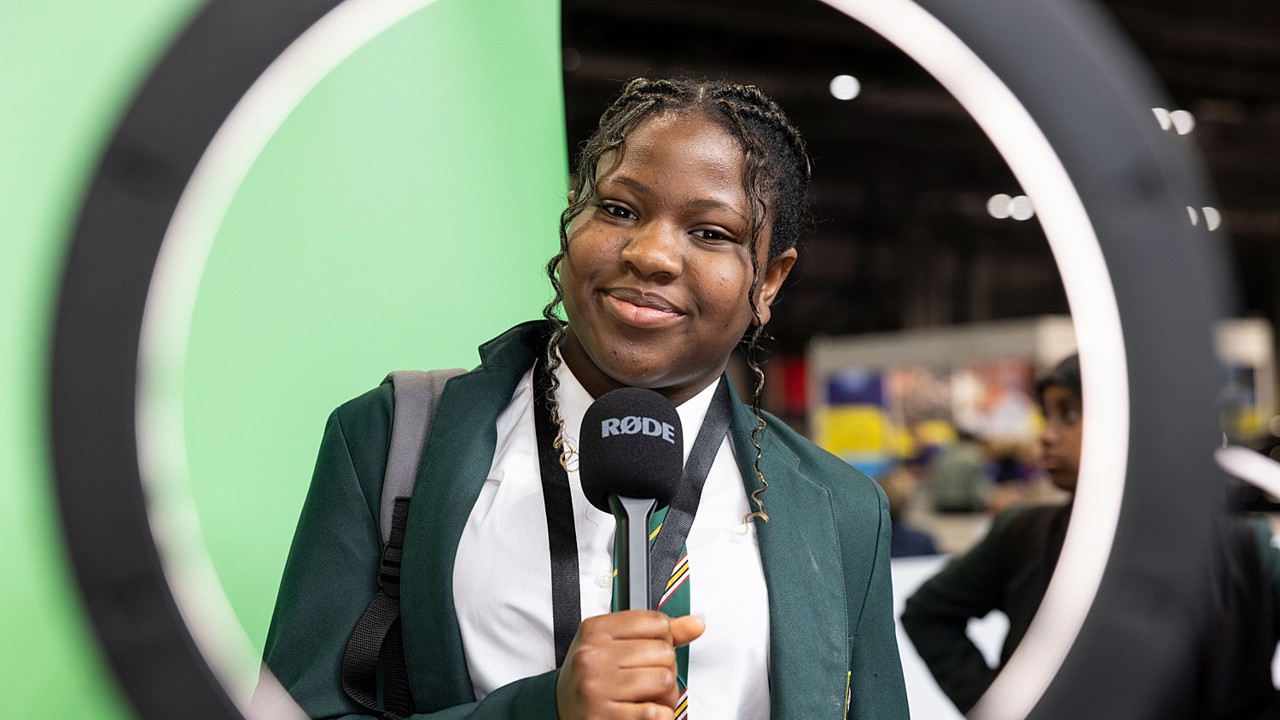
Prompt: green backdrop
<box><xmin>1</xmin><ymin>0</ymin><xmax>566</xmax><ymax>716</ymax></box>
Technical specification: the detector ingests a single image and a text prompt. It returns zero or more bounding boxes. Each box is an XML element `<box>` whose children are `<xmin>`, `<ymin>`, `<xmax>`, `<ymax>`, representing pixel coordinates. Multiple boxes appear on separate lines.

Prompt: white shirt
<box><xmin>453</xmin><ymin>358</ymin><xmax>771</xmax><ymax>719</ymax></box>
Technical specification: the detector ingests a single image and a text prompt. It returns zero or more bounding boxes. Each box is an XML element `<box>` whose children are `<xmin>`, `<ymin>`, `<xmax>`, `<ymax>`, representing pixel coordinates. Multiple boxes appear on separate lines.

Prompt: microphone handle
<box><xmin>608</xmin><ymin>495</ymin><xmax>658</xmax><ymax>611</ymax></box>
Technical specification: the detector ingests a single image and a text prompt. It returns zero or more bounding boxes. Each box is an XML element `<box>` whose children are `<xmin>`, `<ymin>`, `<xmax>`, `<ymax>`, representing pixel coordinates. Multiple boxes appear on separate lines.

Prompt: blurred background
<box><xmin>558</xmin><ymin>5</ymin><xmax>1280</xmax><ymax>713</ymax></box>
<box><xmin>561</xmin><ymin>0</ymin><xmax>1280</xmax><ymax>569</ymax></box>
<box><xmin>4</xmin><ymin>0</ymin><xmax>1277</xmax><ymax>717</ymax></box>
<box><xmin>564</xmin><ymin>0</ymin><xmax>1280</xmax><ymax>347</ymax></box>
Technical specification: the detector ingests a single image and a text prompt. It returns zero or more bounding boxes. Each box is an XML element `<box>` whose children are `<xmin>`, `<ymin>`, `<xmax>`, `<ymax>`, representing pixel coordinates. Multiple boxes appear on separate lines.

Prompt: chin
<box><xmin>1049</xmin><ymin>473</ymin><xmax>1079</xmax><ymax>493</ymax></box>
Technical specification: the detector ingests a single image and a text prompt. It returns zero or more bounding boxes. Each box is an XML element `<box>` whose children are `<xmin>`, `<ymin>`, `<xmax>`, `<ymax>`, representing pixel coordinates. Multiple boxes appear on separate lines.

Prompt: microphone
<box><xmin>580</xmin><ymin>388</ymin><xmax>683</xmax><ymax>611</ymax></box>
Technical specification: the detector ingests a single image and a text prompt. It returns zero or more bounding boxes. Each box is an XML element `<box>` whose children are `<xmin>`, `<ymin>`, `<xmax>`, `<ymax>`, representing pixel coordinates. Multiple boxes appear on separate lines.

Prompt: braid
<box><xmin>539</xmin><ymin>248</ymin><xmax>573</xmax><ymax>469</ymax></box>
<box><xmin>546</xmin><ymin>77</ymin><xmax>814</xmax><ymax>519</ymax></box>
<box><xmin>704</xmin><ymin>84</ymin><xmax>812</xmax><ymax>523</ymax></box>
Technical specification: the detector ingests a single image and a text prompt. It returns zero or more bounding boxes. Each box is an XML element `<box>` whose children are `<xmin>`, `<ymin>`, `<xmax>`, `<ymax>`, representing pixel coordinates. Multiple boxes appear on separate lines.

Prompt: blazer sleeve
<box><xmin>899</xmin><ymin>510</ymin><xmax>1014</xmax><ymax>714</ymax></box>
<box><xmin>1246</xmin><ymin>516</ymin><xmax>1280</xmax><ymax>633</ymax></box>
<box><xmin>848</xmin><ymin>484</ymin><xmax>911</xmax><ymax>720</ymax></box>
<box><xmin>258</xmin><ymin>402</ymin><xmax>559</xmax><ymax>719</ymax></box>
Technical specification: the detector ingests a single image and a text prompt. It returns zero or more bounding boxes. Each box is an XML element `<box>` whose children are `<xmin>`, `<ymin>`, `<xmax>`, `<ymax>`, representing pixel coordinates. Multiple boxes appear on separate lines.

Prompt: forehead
<box><xmin>600</xmin><ymin>111</ymin><xmax>746</xmax><ymax>186</ymax></box>
<box><xmin>1040</xmin><ymin>384</ymin><xmax>1081</xmax><ymax>407</ymax></box>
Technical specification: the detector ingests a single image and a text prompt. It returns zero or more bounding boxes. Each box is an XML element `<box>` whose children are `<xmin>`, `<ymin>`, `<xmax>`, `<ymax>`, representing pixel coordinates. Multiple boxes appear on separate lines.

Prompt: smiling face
<box><xmin>1039</xmin><ymin>383</ymin><xmax>1083</xmax><ymax>491</ymax></box>
<box><xmin>558</xmin><ymin>111</ymin><xmax>797</xmax><ymax>406</ymax></box>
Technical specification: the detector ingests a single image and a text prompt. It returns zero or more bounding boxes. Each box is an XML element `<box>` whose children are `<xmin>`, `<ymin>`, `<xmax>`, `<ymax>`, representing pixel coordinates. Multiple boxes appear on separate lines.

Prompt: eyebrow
<box><xmin>615</xmin><ymin>176</ymin><xmax>652</xmax><ymax>194</ymax></box>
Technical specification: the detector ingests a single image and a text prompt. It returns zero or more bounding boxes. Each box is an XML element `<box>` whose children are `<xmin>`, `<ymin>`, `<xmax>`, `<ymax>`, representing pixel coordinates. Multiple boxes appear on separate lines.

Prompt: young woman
<box><xmin>262</xmin><ymin>77</ymin><xmax>908</xmax><ymax>720</ymax></box>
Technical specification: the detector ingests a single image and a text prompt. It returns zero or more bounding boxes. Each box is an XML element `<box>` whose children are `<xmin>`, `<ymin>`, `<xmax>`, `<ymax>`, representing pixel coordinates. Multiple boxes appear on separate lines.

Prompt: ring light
<box><xmin>50</xmin><ymin>0</ymin><xmax>1231</xmax><ymax>718</ymax></box>
<box><xmin>139</xmin><ymin>0</ymin><xmax>443</xmax><ymax>710</ymax></box>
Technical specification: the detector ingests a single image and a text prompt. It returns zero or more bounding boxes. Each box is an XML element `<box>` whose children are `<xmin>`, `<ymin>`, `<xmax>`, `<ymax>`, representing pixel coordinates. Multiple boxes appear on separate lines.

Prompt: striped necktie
<box><xmin>652</xmin><ymin>507</ymin><xmax>691</xmax><ymax>719</ymax></box>
<box><xmin>607</xmin><ymin>376</ymin><xmax>731</xmax><ymax>719</ymax></box>
<box><xmin>612</xmin><ymin>508</ymin><xmax>691</xmax><ymax>719</ymax></box>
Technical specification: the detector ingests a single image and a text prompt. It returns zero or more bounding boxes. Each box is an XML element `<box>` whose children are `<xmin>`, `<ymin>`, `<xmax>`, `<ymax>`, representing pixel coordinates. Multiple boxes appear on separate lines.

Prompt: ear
<box><xmin>753</xmin><ymin>248</ymin><xmax>797</xmax><ymax>326</ymax></box>
<box><xmin>567</xmin><ymin>189</ymin><xmax>577</xmax><ymax>205</ymax></box>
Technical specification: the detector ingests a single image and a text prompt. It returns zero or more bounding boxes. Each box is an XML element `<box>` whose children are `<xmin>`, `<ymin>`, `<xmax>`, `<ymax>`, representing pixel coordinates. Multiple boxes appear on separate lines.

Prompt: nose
<box><xmin>619</xmin><ymin>221</ymin><xmax>682</xmax><ymax>280</ymax></box>
<box><xmin>1040</xmin><ymin>418</ymin><xmax>1059</xmax><ymax>449</ymax></box>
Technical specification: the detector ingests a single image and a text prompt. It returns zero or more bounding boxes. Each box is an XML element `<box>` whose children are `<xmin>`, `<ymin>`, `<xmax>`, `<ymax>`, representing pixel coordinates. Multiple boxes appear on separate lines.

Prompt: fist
<box><xmin>555</xmin><ymin>611</ymin><xmax>705</xmax><ymax>720</ymax></box>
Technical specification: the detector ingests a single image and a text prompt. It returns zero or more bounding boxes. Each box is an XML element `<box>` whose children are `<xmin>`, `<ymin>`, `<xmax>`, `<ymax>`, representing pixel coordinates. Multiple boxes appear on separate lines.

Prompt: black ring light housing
<box><xmin>51</xmin><ymin>1</ymin><xmax>344</xmax><ymax>718</ymax></box>
<box><xmin>900</xmin><ymin>1</ymin><xmax>1228</xmax><ymax>716</ymax></box>
<box><xmin>49</xmin><ymin>0</ymin><xmax>1232</xmax><ymax>718</ymax></box>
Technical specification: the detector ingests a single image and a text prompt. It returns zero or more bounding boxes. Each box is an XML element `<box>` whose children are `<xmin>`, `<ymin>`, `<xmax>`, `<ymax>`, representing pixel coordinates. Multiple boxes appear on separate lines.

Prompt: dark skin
<box><xmin>1038</xmin><ymin>384</ymin><xmax>1082</xmax><ymax>492</ymax></box>
<box><xmin>557</xmin><ymin>613</ymin><xmax>706</xmax><ymax>720</ymax></box>
<box><xmin>554</xmin><ymin>111</ymin><xmax>796</xmax><ymax>717</ymax></box>
<box><xmin>558</xmin><ymin>111</ymin><xmax>796</xmax><ymax>408</ymax></box>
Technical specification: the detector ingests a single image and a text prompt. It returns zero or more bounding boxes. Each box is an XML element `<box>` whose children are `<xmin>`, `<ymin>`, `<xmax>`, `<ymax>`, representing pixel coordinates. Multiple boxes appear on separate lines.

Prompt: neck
<box><xmin>558</xmin><ymin>328</ymin><xmax>723</xmax><ymax>407</ymax></box>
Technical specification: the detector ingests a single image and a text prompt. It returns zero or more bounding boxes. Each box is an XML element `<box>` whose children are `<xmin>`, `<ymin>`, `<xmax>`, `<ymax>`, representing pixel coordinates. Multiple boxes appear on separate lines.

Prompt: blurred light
<box><xmin>829</xmin><ymin>74</ymin><xmax>861</xmax><ymax>100</ymax></box>
<box><xmin>1152</xmin><ymin>107</ymin><xmax>1195</xmax><ymax>135</ymax></box>
<box><xmin>1009</xmin><ymin>195</ymin><xmax>1035</xmax><ymax>220</ymax></box>
<box><xmin>1202</xmin><ymin>206</ymin><xmax>1221</xmax><ymax>231</ymax></box>
<box><xmin>1152</xmin><ymin>107</ymin><xmax>1172</xmax><ymax>131</ymax></box>
<box><xmin>1170</xmin><ymin>109</ymin><xmax>1195</xmax><ymax>134</ymax></box>
<box><xmin>1217</xmin><ymin>446</ymin><xmax>1280</xmax><ymax>499</ymax></box>
<box><xmin>987</xmin><ymin>192</ymin><xmax>1012</xmax><ymax>218</ymax></box>
<box><xmin>1187</xmin><ymin>206</ymin><xmax>1199</xmax><ymax>226</ymax></box>
<box><xmin>988</xmin><ymin>193</ymin><xmax>1035</xmax><ymax>220</ymax></box>
<box><xmin>562</xmin><ymin>46</ymin><xmax>581</xmax><ymax>72</ymax></box>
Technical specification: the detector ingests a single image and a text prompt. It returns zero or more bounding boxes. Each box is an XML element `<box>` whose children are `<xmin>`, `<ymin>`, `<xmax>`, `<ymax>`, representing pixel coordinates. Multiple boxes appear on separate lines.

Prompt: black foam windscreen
<box><xmin>579</xmin><ymin>388</ymin><xmax>684</xmax><ymax>513</ymax></box>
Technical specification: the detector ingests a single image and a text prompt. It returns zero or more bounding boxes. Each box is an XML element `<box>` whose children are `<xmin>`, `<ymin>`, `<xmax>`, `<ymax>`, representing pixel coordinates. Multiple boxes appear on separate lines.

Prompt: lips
<box><xmin>601</xmin><ymin>287</ymin><xmax>685</xmax><ymax>328</ymax></box>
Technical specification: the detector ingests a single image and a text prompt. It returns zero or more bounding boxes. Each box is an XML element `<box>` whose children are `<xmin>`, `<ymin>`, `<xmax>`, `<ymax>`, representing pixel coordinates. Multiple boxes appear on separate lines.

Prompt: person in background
<box><xmin>899</xmin><ymin>355</ymin><xmax>1083</xmax><ymax>713</ymax></box>
<box><xmin>902</xmin><ymin>353</ymin><xmax>1280</xmax><ymax>717</ymax></box>
<box><xmin>879</xmin><ymin>466</ymin><xmax>940</xmax><ymax>558</ymax></box>
<box><xmin>922</xmin><ymin>428</ymin><xmax>991</xmax><ymax>514</ymax></box>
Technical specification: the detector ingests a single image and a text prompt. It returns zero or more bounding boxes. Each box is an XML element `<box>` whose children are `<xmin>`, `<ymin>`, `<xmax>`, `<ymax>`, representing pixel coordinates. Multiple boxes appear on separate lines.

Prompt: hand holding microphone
<box><xmin>556</xmin><ymin>612</ymin><xmax>705</xmax><ymax>720</ymax></box>
<box><xmin>555</xmin><ymin>388</ymin><xmax>706</xmax><ymax>720</ymax></box>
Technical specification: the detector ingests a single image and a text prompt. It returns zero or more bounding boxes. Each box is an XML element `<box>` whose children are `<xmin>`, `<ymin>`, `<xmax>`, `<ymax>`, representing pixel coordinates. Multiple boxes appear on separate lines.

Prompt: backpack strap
<box><xmin>380</xmin><ymin>369</ymin><xmax>465</xmax><ymax>544</ymax></box>
<box><xmin>341</xmin><ymin>368</ymin><xmax>464</xmax><ymax>719</ymax></box>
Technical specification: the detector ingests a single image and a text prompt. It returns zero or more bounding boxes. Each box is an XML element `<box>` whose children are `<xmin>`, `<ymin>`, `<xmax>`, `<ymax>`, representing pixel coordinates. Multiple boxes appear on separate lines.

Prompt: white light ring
<box><xmin>818</xmin><ymin>1</ymin><xmax>1128</xmax><ymax>718</ymax></box>
<box><xmin>136</xmin><ymin>0</ymin><xmax>443</xmax><ymax>714</ymax></box>
<box><xmin>1217</xmin><ymin>446</ymin><xmax>1280</xmax><ymax>500</ymax></box>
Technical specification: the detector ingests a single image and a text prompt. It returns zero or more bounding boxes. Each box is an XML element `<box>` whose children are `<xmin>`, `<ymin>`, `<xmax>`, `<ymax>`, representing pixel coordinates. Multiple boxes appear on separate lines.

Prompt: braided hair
<box><xmin>541</xmin><ymin>77</ymin><xmax>814</xmax><ymax>522</ymax></box>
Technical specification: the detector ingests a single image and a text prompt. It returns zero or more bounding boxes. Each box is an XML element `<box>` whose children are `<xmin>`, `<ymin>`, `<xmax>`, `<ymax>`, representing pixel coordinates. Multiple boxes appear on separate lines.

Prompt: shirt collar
<box><xmin>553</xmin><ymin>353</ymin><xmax>721</xmax><ymax>465</ymax></box>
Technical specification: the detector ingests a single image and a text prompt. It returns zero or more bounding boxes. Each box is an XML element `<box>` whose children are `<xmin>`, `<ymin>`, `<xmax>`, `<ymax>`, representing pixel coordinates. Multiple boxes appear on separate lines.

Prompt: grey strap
<box><xmin>380</xmin><ymin>369</ymin><xmax>465</xmax><ymax>543</ymax></box>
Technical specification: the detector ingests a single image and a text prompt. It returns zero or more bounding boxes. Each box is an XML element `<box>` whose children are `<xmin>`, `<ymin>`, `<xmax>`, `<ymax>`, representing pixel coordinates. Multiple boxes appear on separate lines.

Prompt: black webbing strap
<box><xmin>532</xmin><ymin>362</ymin><xmax>734</xmax><ymax>662</ymax></box>
<box><xmin>532</xmin><ymin>355</ymin><xmax>582</xmax><ymax>667</ymax></box>
<box><xmin>339</xmin><ymin>369</ymin><xmax>461</xmax><ymax>717</ymax></box>
<box><xmin>381</xmin><ymin>617</ymin><xmax>411</xmax><ymax>719</ymax></box>
<box><xmin>342</xmin><ymin>498</ymin><xmax>413</xmax><ymax>719</ymax></box>
<box><xmin>648</xmin><ymin>377</ymin><xmax>732</xmax><ymax>608</ymax></box>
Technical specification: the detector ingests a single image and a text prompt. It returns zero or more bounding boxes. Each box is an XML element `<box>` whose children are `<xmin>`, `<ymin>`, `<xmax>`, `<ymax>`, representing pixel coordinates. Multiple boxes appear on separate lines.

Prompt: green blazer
<box><xmin>262</xmin><ymin>321</ymin><xmax>908</xmax><ymax>719</ymax></box>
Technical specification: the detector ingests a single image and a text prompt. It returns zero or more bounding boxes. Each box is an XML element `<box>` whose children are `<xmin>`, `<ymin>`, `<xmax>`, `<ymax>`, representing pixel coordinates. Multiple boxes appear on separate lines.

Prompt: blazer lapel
<box><xmin>397</xmin><ymin>335</ymin><xmax>851</xmax><ymax>714</ymax></box>
<box><xmin>400</xmin><ymin>322</ymin><xmax>544</xmax><ymax>709</ymax></box>
<box><xmin>730</xmin><ymin>398</ymin><xmax>850</xmax><ymax>719</ymax></box>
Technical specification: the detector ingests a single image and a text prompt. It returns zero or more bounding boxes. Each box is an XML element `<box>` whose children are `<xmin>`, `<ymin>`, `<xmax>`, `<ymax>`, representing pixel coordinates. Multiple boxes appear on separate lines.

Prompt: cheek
<box><xmin>559</xmin><ymin>239</ymin><xmax>596</xmax><ymax>287</ymax></box>
<box><xmin>1067</xmin><ymin>430</ymin><xmax>1085</xmax><ymax>466</ymax></box>
<box><xmin>564</xmin><ymin>225</ymin><xmax>617</xmax><ymax>274</ymax></box>
<box><xmin>704</xmin><ymin>266</ymin><xmax>752</xmax><ymax>324</ymax></box>
<box><xmin>712</xmin><ymin>253</ymin><xmax>754</xmax><ymax>294</ymax></box>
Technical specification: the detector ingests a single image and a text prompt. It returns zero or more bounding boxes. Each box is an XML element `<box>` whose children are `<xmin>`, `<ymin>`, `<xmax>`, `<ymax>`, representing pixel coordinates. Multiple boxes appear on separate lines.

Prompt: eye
<box><xmin>692</xmin><ymin>228</ymin><xmax>737</xmax><ymax>243</ymax></box>
<box><xmin>597</xmin><ymin>201</ymin><xmax>636</xmax><ymax>220</ymax></box>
